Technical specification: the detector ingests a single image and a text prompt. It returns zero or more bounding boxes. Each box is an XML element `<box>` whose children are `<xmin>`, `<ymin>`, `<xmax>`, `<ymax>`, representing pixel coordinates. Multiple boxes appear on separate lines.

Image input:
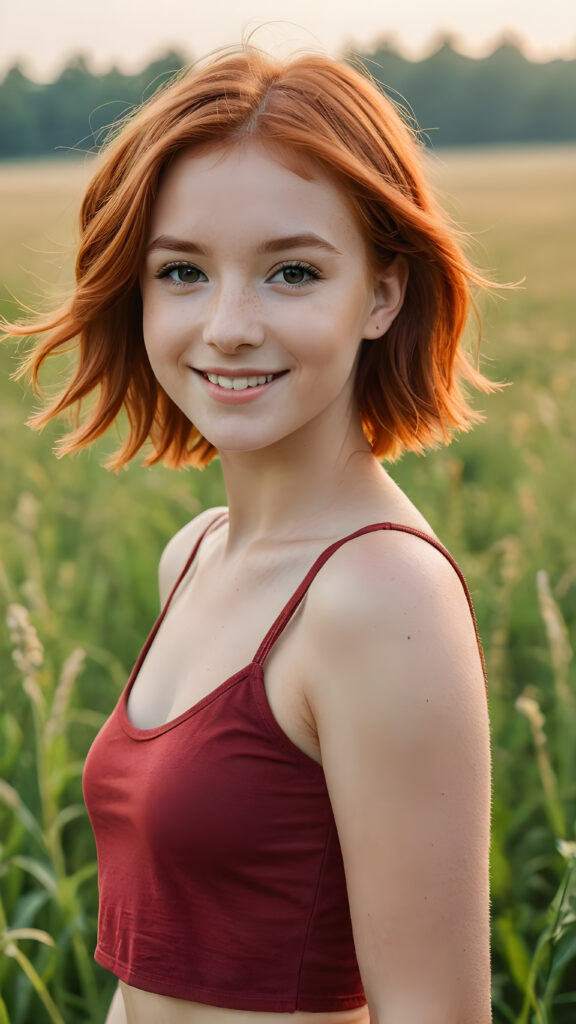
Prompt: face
<box><xmin>140</xmin><ymin>140</ymin><xmax>405</xmax><ymax>458</ymax></box>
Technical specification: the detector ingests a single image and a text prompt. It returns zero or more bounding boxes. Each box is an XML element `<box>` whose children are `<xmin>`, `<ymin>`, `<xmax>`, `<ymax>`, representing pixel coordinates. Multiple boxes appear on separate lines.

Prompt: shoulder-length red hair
<box><xmin>5</xmin><ymin>45</ymin><xmax>496</xmax><ymax>469</ymax></box>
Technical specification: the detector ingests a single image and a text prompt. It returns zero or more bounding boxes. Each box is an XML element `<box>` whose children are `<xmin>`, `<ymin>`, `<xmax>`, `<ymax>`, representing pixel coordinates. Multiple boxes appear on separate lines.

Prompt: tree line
<box><xmin>0</xmin><ymin>39</ymin><xmax>574</xmax><ymax>158</ymax></box>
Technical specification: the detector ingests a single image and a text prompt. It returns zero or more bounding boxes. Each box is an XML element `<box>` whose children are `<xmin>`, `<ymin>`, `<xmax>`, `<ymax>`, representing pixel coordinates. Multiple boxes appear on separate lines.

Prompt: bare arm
<box><xmin>305</xmin><ymin>531</ymin><xmax>492</xmax><ymax>1024</ymax></box>
<box><xmin>103</xmin><ymin>984</ymin><xmax>126</xmax><ymax>1024</ymax></box>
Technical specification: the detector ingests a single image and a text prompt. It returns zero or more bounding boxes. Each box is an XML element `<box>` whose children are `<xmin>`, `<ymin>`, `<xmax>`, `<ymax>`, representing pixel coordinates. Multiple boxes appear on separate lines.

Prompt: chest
<box><xmin>125</xmin><ymin>559</ymin><xmax>321</xmax><ymax>763</ymax></box>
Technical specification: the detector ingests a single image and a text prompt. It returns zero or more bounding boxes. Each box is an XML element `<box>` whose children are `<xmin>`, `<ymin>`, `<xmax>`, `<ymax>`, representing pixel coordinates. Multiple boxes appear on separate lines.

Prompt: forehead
<box><xmin>149</xmin><ymin>140</ymin><xmax>366</xmax><ymax>250</ymax></box>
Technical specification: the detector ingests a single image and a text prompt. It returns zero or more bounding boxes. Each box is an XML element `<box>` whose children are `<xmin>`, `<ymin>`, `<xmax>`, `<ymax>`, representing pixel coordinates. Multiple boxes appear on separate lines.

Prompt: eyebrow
<box><xmin>146</xmin><ymin>232</ymin><xmax>343</xmax><ymax>257</ymax></box>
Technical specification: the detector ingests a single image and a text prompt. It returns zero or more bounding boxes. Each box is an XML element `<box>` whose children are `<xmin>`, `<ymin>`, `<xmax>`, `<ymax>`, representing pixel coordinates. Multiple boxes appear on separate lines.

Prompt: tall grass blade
<box><xmin>3</xmin><ymin>942</ymin><xmax>66</xmax><ymax>1024</ymax></box>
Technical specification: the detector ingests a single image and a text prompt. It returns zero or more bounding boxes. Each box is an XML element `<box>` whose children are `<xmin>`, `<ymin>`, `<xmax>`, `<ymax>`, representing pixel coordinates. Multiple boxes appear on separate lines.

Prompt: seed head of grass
<box><xmin>536</xmin><ymin>569</ymin><xmax>574</xmax><ymax>711</ymax></box>
<box><xmin>556</xmin><ymin>840</ymin><xmax>576</xmax><ymax>860</ymax></box>
<box><xmin>15</xmin><ymin>491</ymin><xmax>39</xmax><ymax>533</ymax></box>
<box><xmin>536</xmin><ymin>570</ymin><xmax>573</xmax><ymax>666</ymax></box>
<box><xmin>516</xmin><ymin>688</ymin><xmax>566</xmax><ymax>837</ymax></box>
<box><xmin>46</xmin><ymin>647</ymin><xmax>86</xmax><ymax>745</ymax></box>
<box><xmin>6</xmin><ymin>602</ymin><xmax>44</xmax><ymax>676</ymax></box>
<box><xmin>515</xmin><ymin>693</ymin><xmax>546</xmax><ymax>742</ymax></box>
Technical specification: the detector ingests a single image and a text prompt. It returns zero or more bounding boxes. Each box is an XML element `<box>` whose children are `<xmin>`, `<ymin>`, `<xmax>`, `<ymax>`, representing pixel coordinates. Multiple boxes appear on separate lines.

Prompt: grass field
<box><xmin>1</xmin><ymin>146</ymin><xmax>575</xmax><ymax>1023</ymax></box>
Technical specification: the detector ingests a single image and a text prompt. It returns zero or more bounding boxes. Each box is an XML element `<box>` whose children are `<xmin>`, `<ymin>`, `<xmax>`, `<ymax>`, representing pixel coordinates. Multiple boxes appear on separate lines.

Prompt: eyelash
<box><xmin>155</xmin><ymin>262</ymin><xmax>207</xmax><ymax>286</ymax></box>
<box><xmin>154</xmin><ymin>260</ymin><xmax>323</xmax><ymax>289</ymax></box>
<box><xmin>270</xmin><ymin>261</ymin><xmax>323</xmax><ymax>288</ymax></box>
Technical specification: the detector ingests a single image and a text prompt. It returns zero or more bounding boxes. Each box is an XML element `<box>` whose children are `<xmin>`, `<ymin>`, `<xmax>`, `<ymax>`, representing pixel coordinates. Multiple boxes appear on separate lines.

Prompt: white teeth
<box><xmin>205</xmin><ymin>372</ymin><xmax>276</xmax><ymax>390</ymax></box>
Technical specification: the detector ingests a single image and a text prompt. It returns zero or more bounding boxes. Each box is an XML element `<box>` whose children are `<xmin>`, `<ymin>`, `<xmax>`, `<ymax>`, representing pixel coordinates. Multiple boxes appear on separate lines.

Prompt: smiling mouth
<box><xmin>199</xmin><ymin>371</ymin><xmax>288</xmax><ymax>391</ymax></box>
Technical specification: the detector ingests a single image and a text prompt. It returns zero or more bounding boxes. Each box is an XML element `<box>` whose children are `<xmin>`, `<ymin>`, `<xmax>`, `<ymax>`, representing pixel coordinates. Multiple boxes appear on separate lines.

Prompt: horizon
<box><xmin>2</xmin><ymin>1</ymin><xmax>575</xmax><ymax>83</ymax></box>
<box><xmin>3</xmin><ymin>30</ymin><xmax>575</xmax><ymax>85</ymax></box>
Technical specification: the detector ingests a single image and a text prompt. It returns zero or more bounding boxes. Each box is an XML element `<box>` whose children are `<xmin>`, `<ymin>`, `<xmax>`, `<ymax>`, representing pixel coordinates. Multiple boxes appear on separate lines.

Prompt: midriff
<box><xmin>119</xmin><ymin>983</ymin><xmax>370</xmax><ymax>1024</ymax></box>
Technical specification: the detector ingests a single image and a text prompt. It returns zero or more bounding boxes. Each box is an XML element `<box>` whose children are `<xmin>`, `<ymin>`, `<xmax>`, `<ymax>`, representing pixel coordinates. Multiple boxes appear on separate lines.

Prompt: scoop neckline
<box><xmin>119</xmin><ymin>660</ymin><xmax>257</xmax><ymax>740</ymax></box>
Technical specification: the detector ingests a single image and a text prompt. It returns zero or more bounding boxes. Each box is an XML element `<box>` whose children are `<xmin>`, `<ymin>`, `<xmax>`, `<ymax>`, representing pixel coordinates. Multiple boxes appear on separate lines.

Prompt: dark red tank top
<box><xmin>82</xmin><ymin>517</ymin><xmax>486</xmax><ymax>1012</ymax></box>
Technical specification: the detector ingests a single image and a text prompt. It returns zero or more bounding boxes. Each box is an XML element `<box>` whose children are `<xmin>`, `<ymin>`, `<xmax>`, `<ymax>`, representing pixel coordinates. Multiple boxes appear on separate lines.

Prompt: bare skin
<box><xmin>118</xmin><ymin>982</ymin><xmax>370</xmax><ymax>1024</ymax></box>
<box><xmin>102</xmin><ymin>142</ymin><xmax>492</xmax><ymax>1023</ymax></box>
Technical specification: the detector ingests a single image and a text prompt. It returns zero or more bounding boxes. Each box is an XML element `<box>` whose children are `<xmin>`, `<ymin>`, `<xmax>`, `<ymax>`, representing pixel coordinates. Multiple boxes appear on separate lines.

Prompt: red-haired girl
<box><xmin>7</xmin><ymin>46</ymin><xmax>493</xmax><ymax>1024</ymax></box>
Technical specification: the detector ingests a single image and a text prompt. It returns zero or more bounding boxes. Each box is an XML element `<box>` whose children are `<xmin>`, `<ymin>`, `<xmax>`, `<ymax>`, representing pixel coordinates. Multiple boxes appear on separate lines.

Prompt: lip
<box><xmin>193</xmin><ymin>368</ymin><xmax>288</xmax><ymax>405</ymax></box>
<box><xmin>195</xmin><ymin>367</ymin><xmax>287</xmax><ymax>377</ymax></box>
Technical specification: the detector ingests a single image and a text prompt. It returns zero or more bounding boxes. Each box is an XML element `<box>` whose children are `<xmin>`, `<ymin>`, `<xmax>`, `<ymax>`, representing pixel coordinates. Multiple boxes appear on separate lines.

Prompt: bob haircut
<box><xmin>7</xmin><ymin>45</ymin><xmax>495</xmax><ymax>470</ymax></box>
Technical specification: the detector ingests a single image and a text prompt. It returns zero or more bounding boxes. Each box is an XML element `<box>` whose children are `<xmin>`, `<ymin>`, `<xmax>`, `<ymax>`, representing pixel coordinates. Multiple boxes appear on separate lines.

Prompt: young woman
<box><xmin>7</xmin><ymin>46</ymin><xmax>493</xmax><ymax>1024</ymax></box>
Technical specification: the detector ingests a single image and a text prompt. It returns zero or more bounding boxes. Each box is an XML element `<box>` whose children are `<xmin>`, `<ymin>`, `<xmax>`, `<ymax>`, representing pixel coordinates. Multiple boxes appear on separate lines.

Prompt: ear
<box><xmin>362</xmin><ymin>255</ymin><xmax>408</xmax><ymax>339</ymax></box>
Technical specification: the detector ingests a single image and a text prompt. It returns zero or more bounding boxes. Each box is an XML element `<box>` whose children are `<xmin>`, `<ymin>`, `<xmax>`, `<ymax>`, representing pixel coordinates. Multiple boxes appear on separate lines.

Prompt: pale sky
<box><xmin>2</xmin><ymin>0</ymin><xmax>575</xmax><ymax>80</ymax></box>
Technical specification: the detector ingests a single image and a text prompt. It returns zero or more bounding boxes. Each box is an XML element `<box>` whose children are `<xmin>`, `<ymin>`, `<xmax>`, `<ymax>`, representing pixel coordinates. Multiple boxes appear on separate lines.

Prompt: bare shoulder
<box><xmin>306</xmin><ymin>524</ymin><xmax>474</xmax><ymax>641</ymax></box>
<box><xmin>303</xmin><ymin>525</ymin><xmax>487</xmax><ymax>727</ymax></box>
<box><xmin>158</xmin><ymin>506</ymin><xmax>228</xmax><ymax>607</ymax></box>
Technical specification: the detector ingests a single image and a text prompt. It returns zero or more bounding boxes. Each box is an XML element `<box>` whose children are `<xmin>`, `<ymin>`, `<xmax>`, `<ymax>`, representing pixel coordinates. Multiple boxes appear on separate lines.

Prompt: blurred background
<box><xmin>0</xmin><ymin>3</ymin><xmax>575</xmax><ymax>1023</ymax></box>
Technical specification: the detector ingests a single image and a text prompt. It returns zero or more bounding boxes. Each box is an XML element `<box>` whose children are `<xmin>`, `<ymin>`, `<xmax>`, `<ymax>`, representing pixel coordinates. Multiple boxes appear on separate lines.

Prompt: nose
<box><xmin>202</xmin><ymin>280</ymin><xmax>265</xmax><ymax>353</ymax></box>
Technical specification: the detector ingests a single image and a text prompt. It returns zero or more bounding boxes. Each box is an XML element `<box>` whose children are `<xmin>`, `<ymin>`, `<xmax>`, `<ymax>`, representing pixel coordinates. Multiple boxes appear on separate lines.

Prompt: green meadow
<box><xmin>0</xmin><ymin>146</ymin><xmax>575</xmax><ymax>1023</ymax></box>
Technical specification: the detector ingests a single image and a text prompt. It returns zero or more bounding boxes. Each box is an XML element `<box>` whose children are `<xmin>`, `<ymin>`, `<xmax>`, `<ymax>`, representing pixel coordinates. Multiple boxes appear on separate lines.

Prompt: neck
<box><xmin>217</xmin><ymin>412</ymin><xmax>386</xmax><ymax>554</ymax></box>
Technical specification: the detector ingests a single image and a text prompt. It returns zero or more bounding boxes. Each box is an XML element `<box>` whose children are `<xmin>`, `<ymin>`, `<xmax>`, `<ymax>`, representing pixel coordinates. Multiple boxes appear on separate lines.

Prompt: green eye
<box><xmin>269</xmin><ymin>261</ymin><xmax>321</xmax><ymax>287</ymax></box>
<box><xmin>158</xmin><ymin>263</ymin><xmax>207</xmax><ymax>284</ymax></box>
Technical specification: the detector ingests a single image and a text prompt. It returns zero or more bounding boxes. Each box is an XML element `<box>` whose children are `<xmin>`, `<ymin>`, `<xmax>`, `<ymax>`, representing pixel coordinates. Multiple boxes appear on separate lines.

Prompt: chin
<box><xmin>211</xmin><ymin>437</ymin><xmax>281</xmax><ymax>456</ymax></box>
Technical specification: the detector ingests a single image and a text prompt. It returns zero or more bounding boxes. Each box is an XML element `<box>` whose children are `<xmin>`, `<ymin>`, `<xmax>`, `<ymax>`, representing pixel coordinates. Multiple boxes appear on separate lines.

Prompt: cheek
<box><xmin>287</xmin><ymin>289</ymin><xmax>370</xmax><ymax>365</ymax></box>
<box><xmin>141</xmin><ymin>295</ymin><xmax>186</xmax><ymax>361</ymax></box>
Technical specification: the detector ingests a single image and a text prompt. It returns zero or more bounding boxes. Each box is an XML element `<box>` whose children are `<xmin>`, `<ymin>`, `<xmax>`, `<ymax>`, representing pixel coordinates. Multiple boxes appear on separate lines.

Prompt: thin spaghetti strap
<box><xmin>163</xmin><ymin>511</ymin><xmax>228</xmax><ymax>612</ymax></box>
<box><xmin>253</xmin><ymin>522</ymin><xmax>487</xmax><ymax>696</ymax></box>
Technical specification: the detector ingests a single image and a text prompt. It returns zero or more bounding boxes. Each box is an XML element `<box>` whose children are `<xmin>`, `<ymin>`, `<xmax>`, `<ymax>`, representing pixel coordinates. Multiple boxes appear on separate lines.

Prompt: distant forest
<box><xmin>0</xmin><ymin>39</ymin><xmax>574</xmax><ymax>157</ymax></box>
